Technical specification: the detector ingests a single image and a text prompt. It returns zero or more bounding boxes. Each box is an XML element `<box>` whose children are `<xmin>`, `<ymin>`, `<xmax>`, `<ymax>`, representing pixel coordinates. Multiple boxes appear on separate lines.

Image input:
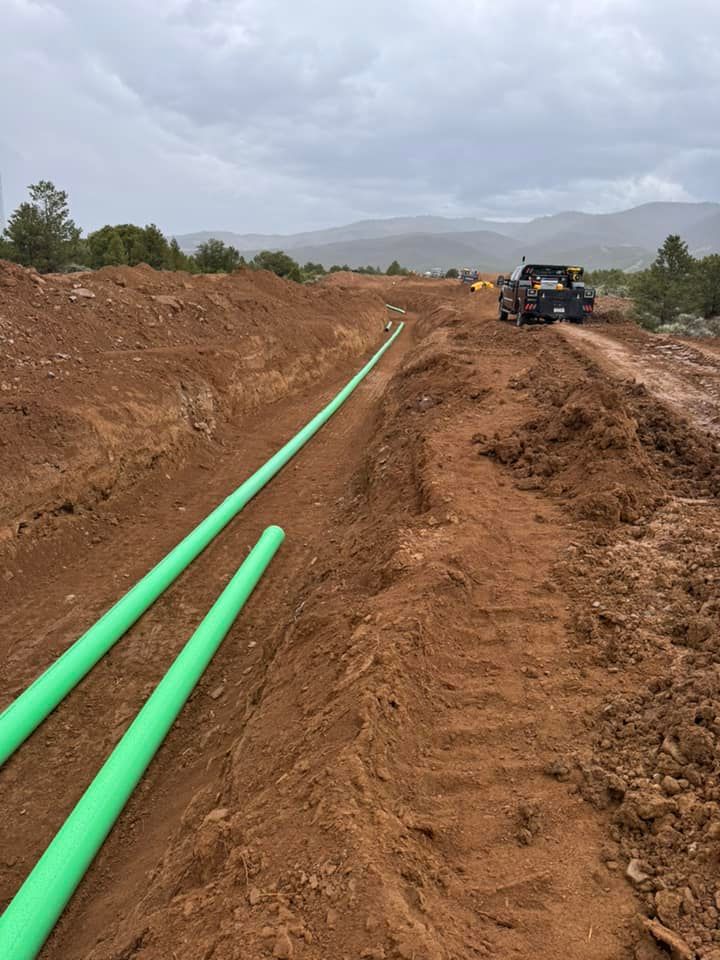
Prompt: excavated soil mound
<box><xmin>318</xmin><ymin>271</ymin><xmax>390</xmax><ymax>288</ymax></box>
<box><xmin>557</xmin><ymin>471</ymin><xmax>720</xmax><ymax>958</ymax></box>
<box><xmin>472</xmin><ymin>349</ymin><xmax>720</xmax><ymax>525</ymax></box>
<box><xmin>594</xmin><ymin>296</ymin><xmax>633</xmax><ymax>325</ymax></box>
<box><xmin>0</xmin><ymin>261</ymin><xmax>386</xmax><ymax>547</ymax></box>
<box><xmin>320</xmin><ymin>275</ymin><xmax>473</xmax><ymax>317</ymax></box>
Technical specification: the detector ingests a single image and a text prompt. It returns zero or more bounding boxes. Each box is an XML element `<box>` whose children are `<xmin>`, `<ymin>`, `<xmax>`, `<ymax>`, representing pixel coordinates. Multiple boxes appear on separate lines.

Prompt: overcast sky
<box><xmin>2</xmin><ymin>0</ymin><xmax>719</xmax><ymax>236</ymax></box>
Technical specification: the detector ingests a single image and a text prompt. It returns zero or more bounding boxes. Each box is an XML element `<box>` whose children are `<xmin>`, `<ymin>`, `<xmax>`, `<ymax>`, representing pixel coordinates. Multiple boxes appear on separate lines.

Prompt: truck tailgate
<box><xmin>537</xmin><ymin>289</ymin><xmax>584</xmax><ymax>319</ymax></box>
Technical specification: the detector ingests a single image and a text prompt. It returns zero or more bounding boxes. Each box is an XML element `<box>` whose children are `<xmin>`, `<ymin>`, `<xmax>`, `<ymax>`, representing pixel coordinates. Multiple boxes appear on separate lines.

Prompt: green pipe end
<box><xmin>264</xmin><ymin>524</ymin><xmax>285</xmax><ymax>540</ymax></box>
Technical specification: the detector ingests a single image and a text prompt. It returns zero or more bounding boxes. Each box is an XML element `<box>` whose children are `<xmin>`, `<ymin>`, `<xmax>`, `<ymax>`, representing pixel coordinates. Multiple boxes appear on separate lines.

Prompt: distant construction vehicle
<box><xmin>496</xmin><ymin>263</ymin><xmax>595</xmax><ymax>326</ymax></box>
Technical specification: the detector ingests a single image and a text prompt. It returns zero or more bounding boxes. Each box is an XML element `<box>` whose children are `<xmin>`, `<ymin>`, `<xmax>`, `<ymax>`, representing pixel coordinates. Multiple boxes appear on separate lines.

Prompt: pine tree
<box><xmin>0</xmin><ymin>236</ymin><xmax>15</xmax><ymax>261</ymax></box>
<box><xmin>167</xmin><ymin>238</ymin><xmax>191</xmax><ymax>271</ymax></box>
<box><xmin>129</xmin><ymin>236</ymin><xmax>148</xmax><ymax>266</ymax></box>
<box><xmin>103</xmin><ymin>231</ymin><xmax>128</xmax><ymax>266</ymax></box>
<box><xmin>387</xmin><ymin>260</ymin><xmax>408</xmax><ymax>276</ymax></box>
<box><xmin>634</xmin><ymin>234</ymin><xmax>695</xmax><ymax>328</ymax></box>
<box><xmin>193</xmin><ymin>238</ymin><xmax>241</xmax><ymax>273</ymax></box>
<box><xmin>143</xmin><ymin>224</ymin><xmax>169</xmax><ymax>269</ymax></box>
<box><xmin>695</xmin><ymin>255</ymin><xmax>720</xmax><ymax>319</ymax></box>
<box><xmin>5</xmin><ymin>181</ymin><xmax>80</xmax><ymax>272</ymax></box>
<box><xmin>251</xmin><ymin>249</ymin><xmax>300</xmax><ymax>279</ymax></box>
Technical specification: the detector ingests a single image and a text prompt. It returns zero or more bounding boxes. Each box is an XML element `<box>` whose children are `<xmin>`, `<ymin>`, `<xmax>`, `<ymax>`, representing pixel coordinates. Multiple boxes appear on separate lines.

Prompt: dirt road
<box><xmin>3</xmin><ymin>273</ymin><xmax>720</xmax><ymax>960</ymax></box>
<box><xmin>557</xmin><ymin>321</ymin><xmax>720</xmax><ymax>436</ymax></box>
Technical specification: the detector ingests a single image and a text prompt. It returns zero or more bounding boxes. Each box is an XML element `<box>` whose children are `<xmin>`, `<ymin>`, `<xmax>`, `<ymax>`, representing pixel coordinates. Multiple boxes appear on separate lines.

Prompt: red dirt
<box><xmin>0</xmin><ymin>261</ymin><xmax>385</xmax><ymax>545</ymax></box>
<box><xmin>593</xmin><ymin>296</ymin><xmax>634</xmax><ymax>325</ymax></box>
<box><xmin>4</xmin><ymin>270</ymin><xmax>720</xmax><ymax>960</ymax></box>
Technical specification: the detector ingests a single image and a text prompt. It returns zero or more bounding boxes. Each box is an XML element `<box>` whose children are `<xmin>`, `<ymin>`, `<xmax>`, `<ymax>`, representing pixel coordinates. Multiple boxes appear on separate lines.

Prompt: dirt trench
<box><xmin>4</xmin><ymin>278</ymin><xmax>720</xmax><ymax>960</ymax></box>
<box><xmin>0</xmin><ymin>262</ymin><xmax>386</xmax><ymax>545</ymax></box>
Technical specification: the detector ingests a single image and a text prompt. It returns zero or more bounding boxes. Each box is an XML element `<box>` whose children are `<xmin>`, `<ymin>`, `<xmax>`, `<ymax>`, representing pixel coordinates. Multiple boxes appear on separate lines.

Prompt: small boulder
<box><xmin>627</xmin><ymin>859</ymin><xmax>652</xmax><ymax>884</ymax></box>
<box><xmin>152</xmin><ymin>294</ymin><xmax>182</xmax><ymax>311</ymax></box>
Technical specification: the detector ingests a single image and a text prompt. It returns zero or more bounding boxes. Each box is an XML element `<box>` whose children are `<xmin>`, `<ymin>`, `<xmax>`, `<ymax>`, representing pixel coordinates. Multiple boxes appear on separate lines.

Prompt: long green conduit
<box><xmin>0</xmin><ymin>525</ymin><xmax>285</xmax><ymax>960</ymax></box>
<box><xmin>0</xmin><ymin>323</ymin><xmax>403</xmax><ymax>767</ymax></box>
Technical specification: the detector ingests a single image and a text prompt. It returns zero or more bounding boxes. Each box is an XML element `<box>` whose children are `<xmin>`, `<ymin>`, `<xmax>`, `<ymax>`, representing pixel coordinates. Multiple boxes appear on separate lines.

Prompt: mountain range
<box><xmin>174</xmin><ymin>202</ymin><xmax>720</xmax><ymax>273</ymax></box>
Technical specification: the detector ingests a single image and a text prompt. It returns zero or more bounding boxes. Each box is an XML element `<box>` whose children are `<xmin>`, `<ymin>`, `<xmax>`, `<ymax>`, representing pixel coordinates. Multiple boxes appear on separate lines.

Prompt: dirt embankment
<box><xmin>0</xmin><ymin>262</ymin><xmax>386</xmax><ymax>547</ymax></box>
<box><xmin>477</xmin><ymin>316</ymin><xmax>720</xmax><ymax>959</ymax></box>
<box><xmin>535</xmin><ymin>326</ymin><xmax>720</xmax><ymax>959</ymax></box>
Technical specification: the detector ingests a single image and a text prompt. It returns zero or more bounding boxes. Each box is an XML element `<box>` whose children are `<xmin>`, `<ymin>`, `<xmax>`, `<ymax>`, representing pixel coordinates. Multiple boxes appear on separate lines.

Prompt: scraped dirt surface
<box><xmin>4</xmin><ymin>268</ymin><xmax>720</xmax><ymax>960</ymax></box>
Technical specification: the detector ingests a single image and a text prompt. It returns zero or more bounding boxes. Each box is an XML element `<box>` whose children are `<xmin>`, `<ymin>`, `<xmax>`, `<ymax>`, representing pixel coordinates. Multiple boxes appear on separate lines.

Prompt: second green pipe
<box><xmin>0</xmin><ymin>525</ymin><xmax>285</xmax><ymax>960</ymax></box>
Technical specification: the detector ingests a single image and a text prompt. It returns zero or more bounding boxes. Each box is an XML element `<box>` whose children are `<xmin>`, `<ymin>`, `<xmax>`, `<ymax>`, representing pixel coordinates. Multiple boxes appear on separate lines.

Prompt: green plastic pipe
<box><xmin>0</xmin><ymin>323</ymin><xmax>403</xmax><ymax>768</ymax></box>
<box><xmin>0</xmin><ymin>525</ymin><xmax>284</xmax><ymax>960</ymax></box>
<box><xmin>385</xmin><ymin>304</ymin><xmax>406</xmax><ymax>314</ymax></box>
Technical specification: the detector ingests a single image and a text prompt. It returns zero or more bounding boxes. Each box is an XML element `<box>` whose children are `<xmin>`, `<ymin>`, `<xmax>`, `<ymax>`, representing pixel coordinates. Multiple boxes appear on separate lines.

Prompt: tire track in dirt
<box><xmin>556</xmin><ymin>323</ymin><xmax>720</xmax><ymax>437</ymax></box>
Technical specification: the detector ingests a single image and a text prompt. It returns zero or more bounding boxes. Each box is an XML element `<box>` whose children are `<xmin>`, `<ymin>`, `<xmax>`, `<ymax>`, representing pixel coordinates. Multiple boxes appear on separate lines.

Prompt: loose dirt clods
<box><xmin>5</xmin><ymin>267</ymin><xmax>720</xmax><ymax>958</ymax></box>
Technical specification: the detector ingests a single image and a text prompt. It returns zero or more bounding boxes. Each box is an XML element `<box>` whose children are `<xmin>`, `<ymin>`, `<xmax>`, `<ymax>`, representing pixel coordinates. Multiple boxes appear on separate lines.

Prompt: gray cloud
<box><xmin>1</xmin><ymin>0</ymin><xmax>718</xmax><ymax>234</ymax></box>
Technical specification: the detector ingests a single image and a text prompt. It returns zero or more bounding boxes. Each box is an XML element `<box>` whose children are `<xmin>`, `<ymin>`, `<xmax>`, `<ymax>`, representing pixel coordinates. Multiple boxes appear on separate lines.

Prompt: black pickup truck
<box><xmin>497</xmin><ymin>263</ymin><xmax>595</xmax><ymax>326</ymax></box>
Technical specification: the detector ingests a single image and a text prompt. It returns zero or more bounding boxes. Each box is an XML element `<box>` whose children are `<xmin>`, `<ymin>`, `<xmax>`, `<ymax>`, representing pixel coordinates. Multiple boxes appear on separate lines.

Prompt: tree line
<box><xmin>0</xmin><ymin>180</ymin><xmax>412</xmax><ymax>282</ymax></box>
<box><xmin>587</xmin><ymin>235</ymin><xmax>720</xmax><ymax>330</ymax></box>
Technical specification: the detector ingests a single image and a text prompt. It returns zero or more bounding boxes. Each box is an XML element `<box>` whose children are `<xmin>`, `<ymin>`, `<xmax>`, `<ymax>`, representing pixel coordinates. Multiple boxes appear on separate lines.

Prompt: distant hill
<box><xmin>174</xmin><ymin>202</ymin><xmax>720</xmax><ymax>272</ymax></box>
<box><xmin>175</xmin><ymin>215</ymin><xmax>508</xmax><ymax>258</ymax></box>
<box><xmin>686</xmin><ymin>210</ymin><xmax>720</xmax><ymax>255</ymax></box>
<box><xmin>282</xmin><ymin>230</ymin><xmax>519</xmax><ymax>275</ymax></box>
